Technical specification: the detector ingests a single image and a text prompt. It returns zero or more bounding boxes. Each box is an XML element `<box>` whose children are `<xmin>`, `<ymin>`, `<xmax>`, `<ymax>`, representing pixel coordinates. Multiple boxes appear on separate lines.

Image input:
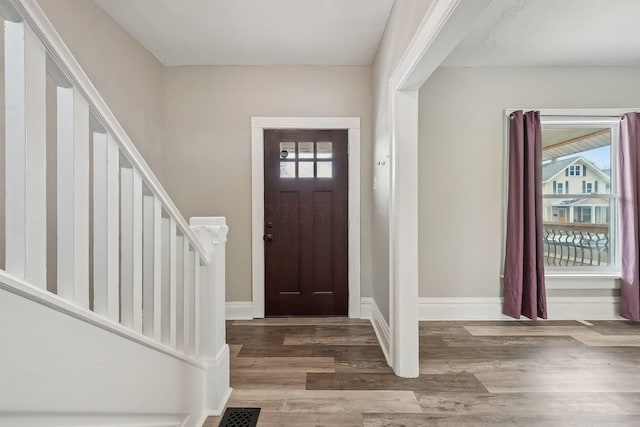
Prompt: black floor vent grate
<box><xmin>218</xmin><ymin>407</ymin><xmax>261</xmax><ymax>427</ymax></box>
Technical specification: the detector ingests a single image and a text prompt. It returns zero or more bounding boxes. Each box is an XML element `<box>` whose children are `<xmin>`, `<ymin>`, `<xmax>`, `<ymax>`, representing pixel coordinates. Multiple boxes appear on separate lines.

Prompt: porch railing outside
<box><xmin>543</xmin><ymin>223</ymin><xmax>609</xmax><ymax>267</ymax></box>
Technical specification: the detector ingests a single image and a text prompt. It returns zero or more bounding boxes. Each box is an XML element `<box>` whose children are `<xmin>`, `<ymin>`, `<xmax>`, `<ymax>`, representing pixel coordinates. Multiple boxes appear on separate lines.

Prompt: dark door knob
<box><xmin>264</xmin><ymin>234</ymin><xmax>273</xmax><ymax>242</ymax></box>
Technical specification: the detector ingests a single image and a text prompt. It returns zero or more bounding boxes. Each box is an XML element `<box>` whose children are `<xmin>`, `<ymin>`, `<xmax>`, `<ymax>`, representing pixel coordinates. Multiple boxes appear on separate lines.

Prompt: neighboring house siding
<box><xmin>542</xmin><ymin>157</ymin><xmax>610</xmax><ymax>224</ymax></box>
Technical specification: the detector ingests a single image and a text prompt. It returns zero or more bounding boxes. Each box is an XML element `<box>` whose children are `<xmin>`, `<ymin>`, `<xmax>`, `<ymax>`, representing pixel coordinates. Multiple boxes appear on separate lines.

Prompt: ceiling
<box><xmin>443</xmin><ymin>0</ymin><xmax>640</xmax><ymax>67</ymax></box>
<box><xmin>92</xmin><ymin>0</ymin><xmax>395</xmax><ymax>66</ymax></box>
<box><xmin>542</xmin><ymin>128</ymin><xmax>610</xmax><ymax>161</ymax></box>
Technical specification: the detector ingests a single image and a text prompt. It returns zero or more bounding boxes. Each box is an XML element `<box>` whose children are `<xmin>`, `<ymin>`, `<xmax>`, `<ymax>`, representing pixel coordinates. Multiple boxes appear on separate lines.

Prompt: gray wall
<box><xmin>37</xmin><ymin>0</ymin><xmax>166</xmax><ymax>182</ymax></box>
<box><xmin>418</xmin><ymin>66</ymin><xmax>640</xmax><ymax>298</ymax></box>
<box><xmin>32</xmin><ymin>0</ymin><xmax>376</xmax><ymax>306</ymax></box>
<box><xmin>162</xmin><ymin>66</ymin><xmax>373</xmax><ymax>302</ymax></box>
<box><xmin>371</xmin><ymin>0</ymin><xmax>432</xmax><ymax>321</ymax></box>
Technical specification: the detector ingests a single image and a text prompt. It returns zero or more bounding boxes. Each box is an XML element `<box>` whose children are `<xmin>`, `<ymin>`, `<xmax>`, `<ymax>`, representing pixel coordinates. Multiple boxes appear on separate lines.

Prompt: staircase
<box><xmin>0</xmin><ymin>0</ymin><xmax>231</xmax><ymax>425</ymax></box>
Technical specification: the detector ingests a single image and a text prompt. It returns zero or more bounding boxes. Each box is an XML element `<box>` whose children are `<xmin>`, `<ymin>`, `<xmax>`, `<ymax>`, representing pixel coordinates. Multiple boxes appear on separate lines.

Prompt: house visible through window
<box><xmin>541</xmin><ymin>120</ymin><xmax>618</xmax><ymax>270</ymax></box>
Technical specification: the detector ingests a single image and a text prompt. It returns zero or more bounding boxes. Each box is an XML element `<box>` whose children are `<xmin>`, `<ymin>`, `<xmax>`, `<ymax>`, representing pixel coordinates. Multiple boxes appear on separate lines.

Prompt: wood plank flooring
<box><xmin>204</xmin><ymin>318</ymin><xmax>640</xmax><ymax>426</ymax></box>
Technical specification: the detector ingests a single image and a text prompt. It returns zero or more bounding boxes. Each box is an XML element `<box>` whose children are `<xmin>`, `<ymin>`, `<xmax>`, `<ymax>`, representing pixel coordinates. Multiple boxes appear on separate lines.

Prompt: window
<box><xmin>541</xmin><ymin>119</ymin><xmax>618</xmax><ymax>270</ymax></box>
<box><xmin>583</xmin><ymin>181</ymin><xmax>593</xmax><ymax>193</ymax></box>
<box><xmin>278</xmin><ymin>141</ymin><xmax>334</xmax><ymax>179</ymax></box>
<box><xmin>575</xmin><ymin>206</ymin><xmax>592</xmax><ymax>223</ymax></box>
<box><xmin>567</xmin><ymin>164</ymin><xmax>582</xmax><ymax>176</ymax></box>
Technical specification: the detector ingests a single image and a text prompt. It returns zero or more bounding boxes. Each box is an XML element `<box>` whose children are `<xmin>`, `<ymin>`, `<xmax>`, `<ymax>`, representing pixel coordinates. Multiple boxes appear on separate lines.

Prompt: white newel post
<box><xmin>190</xmin><ymin>217</ymin><xmax>231</xmax><ymax>415</ymax></box>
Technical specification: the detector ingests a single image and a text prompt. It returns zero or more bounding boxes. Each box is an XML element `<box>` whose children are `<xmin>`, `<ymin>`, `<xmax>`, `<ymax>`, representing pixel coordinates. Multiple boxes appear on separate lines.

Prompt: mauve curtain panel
<box><xmin>503</xmin><ymin>110</ymin><xmax>547</xmax><ymax>320</ymax></box>
<box><xmin>619</xmin><ymin>112</ymin><xmax>640</xmax><ymax>320</ymax></box>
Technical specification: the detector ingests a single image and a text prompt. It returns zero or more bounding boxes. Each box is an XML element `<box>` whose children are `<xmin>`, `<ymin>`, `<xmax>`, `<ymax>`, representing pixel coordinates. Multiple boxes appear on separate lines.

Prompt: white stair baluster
<box><xmin>120</xmin><ymin>167</ymin><xmax>143</xmax><ymax>331</ymax></box>
<box><xmin>131</xmin><ymin>172</ymin><xmax>143</xmax><ymax>332</ymax></box>
<box><xmin>56</xmin><ymin>86</ymin><xmax>89</xmax><ymax>307</ymax></box>
<box><xmin>161</xmin><ymin>216</ymin><xmax>170</xmax><ymax>345</ymax></box>
<box><xmin>93</xmin><ymin>132</ymin><xmax>120</xmax><ymax>321</ymax></box>
<box><xmin>5</xmin><ymin>20</ymin><xmax>47</xmax><ymax>287</ymax></box>
<box><xmin>142</xmin><ymin>194</ymin><xmax>155</xmax><ymax>337</ymax></box>
<box><xmin>175</xmin><ymin>234</ymin><xmax>185</xmax><ymax>351</ymax></box>
<box><xmin>193</xmin><ymin>255</ymin><xmax>200</xmax><ymax>356</ymax></box>
<box><xmin>181</xmin><ymin>240</ymin><xmax>190</xmax><ymax>352</ymax></box>
<box><xmin>185</xmin><ymin>247</ymin><xmax>195</xmax><ymax>356</ymax></box>
<box><xmin>153</xmin><ymin>197</ymin><xmax>162</xmax><ymax>342</ymax></box>
<box><xmin>120</xmin><ymin>167</ymin><xmax>133</xmax><ymax>327</ymax></box>
<box><xmin>169</xmin><ymin>220</ymin><xmax>177</xmax><ymax>348</ymax></box>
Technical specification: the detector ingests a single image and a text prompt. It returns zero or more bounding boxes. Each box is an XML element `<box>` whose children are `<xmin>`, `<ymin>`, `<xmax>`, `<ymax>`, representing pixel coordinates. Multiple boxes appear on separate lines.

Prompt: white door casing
<box><xmin>251</xmin><ymin>117</ymin><xmax>361</xmax><ymax>318</ymax></box>
<box><xmin>387</xmin><ymin>0</ymin><xmax>494</xmax><ymax>377</ymax></box>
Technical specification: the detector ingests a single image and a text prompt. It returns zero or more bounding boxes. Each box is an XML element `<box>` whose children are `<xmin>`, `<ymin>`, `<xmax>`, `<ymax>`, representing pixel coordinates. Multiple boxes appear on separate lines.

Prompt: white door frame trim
<box><xmin>250</xmin><ymin>117</ymin><xmax>361</xmax><ymax>318</ymax></box>
<box><xmin>386</xmin><ymin>0</ymin><xmax>493</xmax><ymax>377</ymax></box>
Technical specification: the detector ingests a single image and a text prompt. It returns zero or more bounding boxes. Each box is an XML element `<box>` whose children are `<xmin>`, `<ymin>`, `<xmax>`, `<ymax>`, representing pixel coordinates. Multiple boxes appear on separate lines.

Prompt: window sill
<box><xmin>500</xmin><ymin>272</ymin><xmax>621</xmax><ymax>290</ymax></box>
<box><xmin>544</xmin><ymin>271</ymin><xmax>620</xmax><ymax>279</ymax></box>
<box><xmin>545</xmin><ymin>271</ymin><xmax>620</xmax><ymax>290</ymax></box>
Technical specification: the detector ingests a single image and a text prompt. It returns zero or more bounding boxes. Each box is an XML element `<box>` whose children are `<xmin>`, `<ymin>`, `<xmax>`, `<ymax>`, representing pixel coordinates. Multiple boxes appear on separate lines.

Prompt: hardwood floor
<box><xmin>204</xmin><ymin>318</ymin><xmax>640</xmax><ymax>426</ymax></box>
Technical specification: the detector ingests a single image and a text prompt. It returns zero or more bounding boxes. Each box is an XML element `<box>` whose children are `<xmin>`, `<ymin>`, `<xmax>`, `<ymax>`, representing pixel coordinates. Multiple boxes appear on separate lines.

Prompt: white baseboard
<box><xmin>370</xmin><ymin>299</ymin><xmax>391</xmax><ymax>366</ymax></box>
<box><xmin>226</xmin><ymin>302</ymin><xmax>253</xmax><ymax>320</ymax></box>
<box><xmin>360</xmin><ymin>297</ymin><xmax>372</xmax><ymax>319</ymax></box>
<box><xmin>227</xmin><ymin>299</ymin><xmax>374</xmax><ymax>320</ymax></box>
<box><xmin>418</xmin><ymin>297</ymin><xmax>508</xmax><ymax>320</ymax></box>
<box><xmin>0</xmin><ymin>414</ymin><xmax>183</xmax><ymax>427</ymax></box>
<box><xmin>418</xmin><ymin>296</ymin><xmax>622</xmax><ymax>320</ymax></box>
<box><xmin>546</xmin><ymin>296</ymin><xmax>621</xmax><ymax>320</ymax></box>
<box><xmin>226</xmin><ymin>296</ymin><xmax>619</xmax><ymax>322</ymax></box>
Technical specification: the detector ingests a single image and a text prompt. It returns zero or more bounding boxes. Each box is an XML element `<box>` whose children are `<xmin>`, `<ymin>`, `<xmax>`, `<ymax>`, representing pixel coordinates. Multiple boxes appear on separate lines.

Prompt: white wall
<box><xmin>418</xmin><ymin>66</ymin><xmax>640</xmax><ymax>298</ymax></box>
<box><xmin>0</xmin><ymin>289</ymin><xmax>207</xmax><ymax>426</ymax></box>
<box><xmin>162</xmin><ymin>66</ymin><xmax>373</xmax><ymax>302</ymax></box>
<box><xmin>371</xmin><ymin>0</ymin><xmax>433</xmax><ymax>321</ymax></box>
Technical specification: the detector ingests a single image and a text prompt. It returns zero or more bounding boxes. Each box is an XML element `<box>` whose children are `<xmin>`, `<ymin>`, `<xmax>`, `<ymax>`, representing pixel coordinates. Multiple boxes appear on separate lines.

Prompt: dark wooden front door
<box><xmin>264</xmin><ymin>129</ymin><xmax>348</xmax><ymax>316</ymax></box>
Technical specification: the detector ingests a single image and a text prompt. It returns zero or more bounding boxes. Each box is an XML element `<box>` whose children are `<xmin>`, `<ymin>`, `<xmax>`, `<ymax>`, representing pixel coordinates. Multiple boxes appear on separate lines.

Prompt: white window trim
<box><xmin>503</xmin><ymin>108</ymin><xmax>638</xmax><ymax>289</ymax></box>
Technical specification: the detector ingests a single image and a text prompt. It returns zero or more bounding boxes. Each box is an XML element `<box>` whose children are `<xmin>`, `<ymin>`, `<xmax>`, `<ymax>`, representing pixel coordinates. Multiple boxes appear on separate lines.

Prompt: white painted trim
<box><xmin>418</xmin><ymin>297</ymin><xmax>622</xmax><ymax>321</ymax></box>
<box><xmin>251</xmin><ymin>116</ymin><xmax>359</xmax><ymax>130</ymax></box>
<box><xmin>250</xmin><ymin>117</ymin><xmax>361</xmax><ymax>319</ymax></box>
<box><xmin>0</xmin><ymin>270</ymin><xmax>206</xmax><ymax>369</ymax></box>
<box><xmin>548</xmin><ymin>296</ymin><xmax>622</xmax><ymax>320</ymax></box>
<box><xmin>392</xmin><ymin>0</ymin><xmax>493</xmax><ymax>91</ymax></box>
<box><xmin>4</xmin><ymin>19</ymin><xmax>48</xmax><ymax>287</ymax></box>
<box><xmin>0</xmin><ymin>415</ymin><xmax>185</xmax><ymax>427</ymax></box>
<box><xmin>225</xmin><ymin>299</ymin><xmax>375</xmax><ymax>321</ymax></box>
<box><xmin>419</xmin><ymin>297</ymin><xmax>511</xmax><ymax>321</ymax></box>
<box><xmin>11</xmin><ymin>0</ymin><xmax>209</xmax><ymax>264</ymax></box>
<box><xmin>226</xmin><ymin>302</ymin><xmax>254</xmax><ymax>320</ymax></box>
<box><xmin>384</xmin><ymin>0</ymin><xmax>493</xmax><ymax>378</ymax></box>
<box><xmin>546</xmin><ymin>275</ymin><xmax>620</xmax><ymax>290</ymax></box>
<box><xmin>202</xmin><ymin>344</ymin><xmax>232</xmax><ymax>416</ymax></box>
<box><xmin>360</xmin><ymin>297</ymin><xmax>372</xmax><ymax>320</ymax></box>
<box><xmin>370</xmin><ymin>298</ymin><xmax>391</xmax><ymax>366</ymax></box>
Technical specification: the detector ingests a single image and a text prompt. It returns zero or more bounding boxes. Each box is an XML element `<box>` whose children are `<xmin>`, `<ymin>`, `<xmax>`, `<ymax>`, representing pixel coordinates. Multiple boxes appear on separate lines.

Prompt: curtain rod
<box><xmin>509</xmin><ymin>113</ymin><xmax>626</xmax><ymax>120</ymax></box>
